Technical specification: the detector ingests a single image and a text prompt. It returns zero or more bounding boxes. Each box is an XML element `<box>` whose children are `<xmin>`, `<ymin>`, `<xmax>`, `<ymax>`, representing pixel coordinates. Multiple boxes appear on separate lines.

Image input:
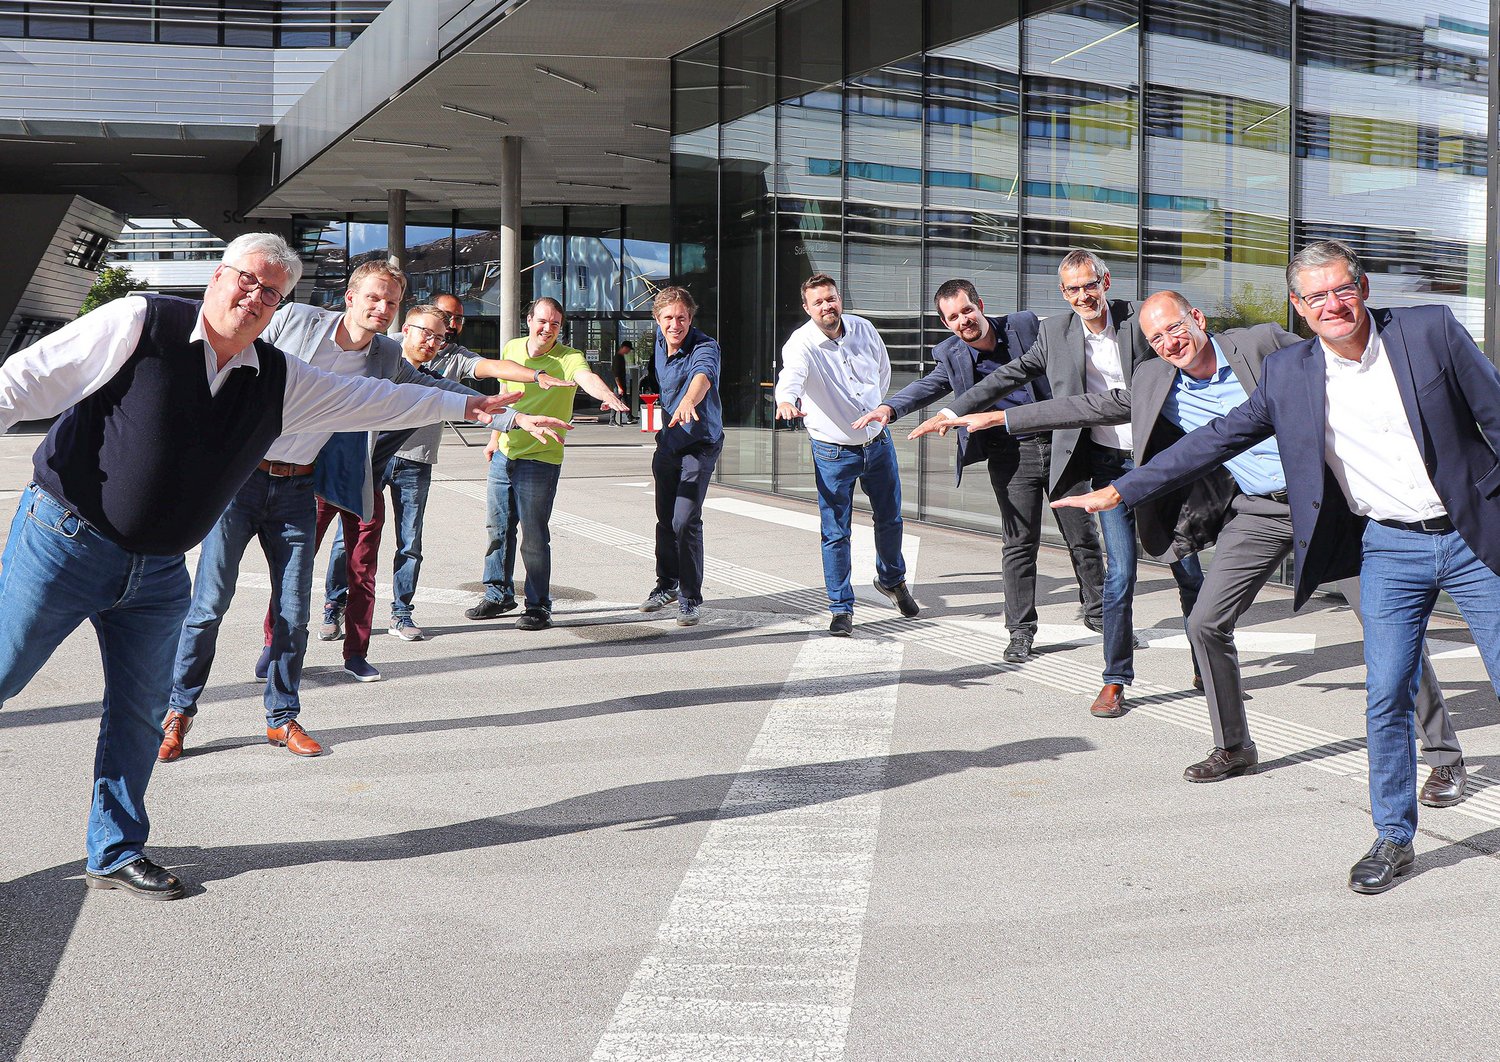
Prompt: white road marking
<box><xmin>703</xmin><ymin>496</ymin><xmax>921</xmax><ymax>611</ymax></box>
<box><xmin>1428</xmin><ymin>641</ymin><xmax>1481</xmax><ymax>661</ymax></box>
<box><xmin>440</xmin><ymin>482</ymin><xmax>1500</xmax><ymax>833</ymax></box>
<box><xmin>591</xmin><ymin>638</ymin><xmax>902</xmax><ymax>1062</ymax></box>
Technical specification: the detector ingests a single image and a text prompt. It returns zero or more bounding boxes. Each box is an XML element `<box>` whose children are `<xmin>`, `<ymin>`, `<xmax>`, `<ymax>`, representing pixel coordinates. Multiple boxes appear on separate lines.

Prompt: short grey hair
<box><xmin>221</xmin><ymin>232</ymin><xmax>303</xmax><ymax>290</ymax></box>
<box><xmin>1286</xmin><ymin>239</ymin><xmax>1365</xmax><ymax>296</ymax></box>
<box><xmin>1057</xmin><ymin>248</ymin><xmax>1109</xmax><ymax>281</ymax></box>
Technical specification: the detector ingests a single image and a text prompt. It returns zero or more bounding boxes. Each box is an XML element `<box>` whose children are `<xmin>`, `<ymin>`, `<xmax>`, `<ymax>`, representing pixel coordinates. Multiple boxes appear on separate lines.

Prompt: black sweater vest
<box><xmin>33</xmin><ymin>295</ymin><xmax>288</xmax><ymax>555</ymax></box>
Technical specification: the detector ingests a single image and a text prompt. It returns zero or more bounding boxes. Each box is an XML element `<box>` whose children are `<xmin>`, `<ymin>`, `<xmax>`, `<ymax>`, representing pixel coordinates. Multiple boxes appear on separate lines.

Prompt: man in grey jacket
<box><xmin>938</xmin><ymin>291</ymin><xmax>1466</xmax><ymax>803</ymax></box>
<box><xmin>159</xmin><ymin>264</ymin><xmax>567</xmax><ymax>761</ymax></box>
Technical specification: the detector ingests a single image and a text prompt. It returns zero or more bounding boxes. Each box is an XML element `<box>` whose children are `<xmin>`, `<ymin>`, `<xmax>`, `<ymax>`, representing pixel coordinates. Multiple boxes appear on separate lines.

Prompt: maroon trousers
<box><xmin>264</xmin><ymin>495</ymin><xmax>385</xmax><ymax>661</ymax></box>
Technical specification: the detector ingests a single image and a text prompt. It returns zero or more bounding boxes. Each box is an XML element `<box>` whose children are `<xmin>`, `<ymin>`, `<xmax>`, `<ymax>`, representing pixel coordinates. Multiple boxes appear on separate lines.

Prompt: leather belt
<box><xmin>258</xmin><ymin>459</ymin><xmax>315</xmax><ymax>478</ymax></box>
<box><xmin>1254</xmin><ymin>490</ymin><xmax>1289</xmax><ymax>504</ymax></box>
<box><xmin>1377</xmin><ymin>515</ymin><xmax>1455</xmax><ymax>534</ymax></box>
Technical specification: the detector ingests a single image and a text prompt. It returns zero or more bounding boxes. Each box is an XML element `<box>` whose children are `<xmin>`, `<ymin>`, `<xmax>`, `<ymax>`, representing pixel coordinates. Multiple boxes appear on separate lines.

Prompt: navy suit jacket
<box><xmin>1114</xmin><ymin>305</ymin><xmax>1500</xmax><ymax>609</ymax></box>
<box><xmin>883</xmin><ymin>311</ymin><xmax>1042</xmax><ymax>484</ymax></box>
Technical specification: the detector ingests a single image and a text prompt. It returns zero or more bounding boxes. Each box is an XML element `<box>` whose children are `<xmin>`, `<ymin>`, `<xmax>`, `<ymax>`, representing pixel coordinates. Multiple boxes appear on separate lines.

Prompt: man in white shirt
<box><xmin>1058</xmin><ymin>239</ymin><xmax>1500</xmax><ymax>894</ymax></box>
<box><xmin>0</xmin><ymin>232</ymin><xmax>525</xmax><ymax>899</ymax></box>
<box><xmin>775</xmin><ymin>274</ymin><xmax>920</xmax><ymax>635</ymax></box>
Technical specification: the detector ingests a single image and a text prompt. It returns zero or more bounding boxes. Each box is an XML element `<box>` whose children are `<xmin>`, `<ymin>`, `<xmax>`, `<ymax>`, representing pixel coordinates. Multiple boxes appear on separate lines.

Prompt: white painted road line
<box><xmin>591</xmin><ymin>638</ymin><xmax>902</xmax><ymax>1062</ymax></box>
<box><xmin>440</xmin><ymin>482</ymin><xmax>1500</xmax><ymax>834</ymax></box>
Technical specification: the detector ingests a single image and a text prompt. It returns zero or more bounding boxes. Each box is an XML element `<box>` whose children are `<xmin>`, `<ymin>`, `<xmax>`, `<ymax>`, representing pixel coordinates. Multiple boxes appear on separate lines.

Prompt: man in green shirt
<box><xmin>466</xmin><ymin>297</ymin><xmax>628</xmax><ymax>629</ymax></box>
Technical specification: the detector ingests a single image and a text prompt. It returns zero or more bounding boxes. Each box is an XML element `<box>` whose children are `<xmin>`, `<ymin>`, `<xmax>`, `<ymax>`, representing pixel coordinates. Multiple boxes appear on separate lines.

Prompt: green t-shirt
<box><xmin>497</xmin><ymin>336</ymin><xmax>590</xmax><ymax>464</ymax></box>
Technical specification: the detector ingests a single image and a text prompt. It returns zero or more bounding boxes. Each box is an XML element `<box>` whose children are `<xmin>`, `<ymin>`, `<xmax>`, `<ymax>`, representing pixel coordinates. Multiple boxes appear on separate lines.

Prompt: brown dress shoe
<box><xmin>1089</xmin><ymin>683</ymin><xmax>1127</xmax><ymax>718</ymax></box>
<box><xmin>267</xmin><ymin>720</ymin><xmax>324</xmax><ymax>757</ymax></box>
<box><xmin>157</xmin><ymin>710</ymin><xmax>192</xmax><ymax>763</ymax></box>
<box><xmin>1419</xmin><ymin>763</ymin><xmax>1467</xmax><ymax>808</ymax></box>
<box><xmin>1183</xmin><ymin>742</ymin><xmax>1258</xmax><ymax>782</ymax></box>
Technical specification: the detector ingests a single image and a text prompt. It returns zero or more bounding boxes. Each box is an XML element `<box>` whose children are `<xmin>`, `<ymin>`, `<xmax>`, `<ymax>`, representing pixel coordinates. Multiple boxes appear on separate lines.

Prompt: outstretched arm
<box><xmin>573</xmin><ymin>368</ymin><xmax>629</xmax><ymax>412</ymax></box>
<box><xmin>668</xmin><ymin>372</ymin><xmax>713</xmax><ymax>427</ymax></box>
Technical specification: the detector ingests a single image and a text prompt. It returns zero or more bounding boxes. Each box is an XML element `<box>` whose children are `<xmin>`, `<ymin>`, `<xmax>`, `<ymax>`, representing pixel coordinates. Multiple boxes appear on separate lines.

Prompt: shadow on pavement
<box><xmin>0</xmin><ymin>736</ymin><xmax>1091</xmax><ymax>1054</ymax></box>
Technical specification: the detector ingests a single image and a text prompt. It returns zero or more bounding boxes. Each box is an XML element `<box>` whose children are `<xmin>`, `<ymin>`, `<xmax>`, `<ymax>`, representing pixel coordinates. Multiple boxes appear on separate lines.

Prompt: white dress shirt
<box><xmin>775</xmin><ymin>314</ymin><xmax>891</xmax><ymax>446</ymax></box>
<box><xmin>1081</xmin><ymin>313</ymin><xmax>1133</xmax><ymax>450</ymax></box>
<box><xmin>0</xmin><ymin>295</ymin><xmax>468</xmax><ymax>438</ymax></box>
<box><xmin>1322</xmin><ymin>322</ymin><xmax>1446</xmax><ymax>522</ymax></box>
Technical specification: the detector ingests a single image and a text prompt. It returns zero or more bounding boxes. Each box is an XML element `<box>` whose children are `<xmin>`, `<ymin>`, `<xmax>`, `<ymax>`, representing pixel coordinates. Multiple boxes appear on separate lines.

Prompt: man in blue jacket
<box><xmin>1056</xmin><ymin>240</ymin><xmax>1500</xmax><ymax>894</ymax></box>
<box><xmin>852</xmin><ymin>279</ymin><xmax>1104</xmax><ymax>662</ymax></box>
<box><xmin>638</xmin><ymin>286</ymin><xmax>723</xmax><ymax>626</ymax></box>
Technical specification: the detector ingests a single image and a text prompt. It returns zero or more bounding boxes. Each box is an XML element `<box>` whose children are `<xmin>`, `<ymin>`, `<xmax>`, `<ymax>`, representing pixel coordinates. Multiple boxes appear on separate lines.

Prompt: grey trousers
<box><xmin>1186</xmin><ymin>494</ymin><xmax>1461</xmax><ymax>767</ymax></box>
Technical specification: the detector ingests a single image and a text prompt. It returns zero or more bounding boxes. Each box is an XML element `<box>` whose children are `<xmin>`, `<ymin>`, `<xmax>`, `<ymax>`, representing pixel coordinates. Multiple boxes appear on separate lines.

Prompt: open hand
<box><xmin>1051</xmin><ymin>485</ymin><xmax>1122</xmax><ymax>513</ymax></box>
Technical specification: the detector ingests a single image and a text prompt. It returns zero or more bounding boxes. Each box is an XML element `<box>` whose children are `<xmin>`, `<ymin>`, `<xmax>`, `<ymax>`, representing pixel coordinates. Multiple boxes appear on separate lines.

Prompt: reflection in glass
<box><xmin>1296</xmin><ymin>0</ymin><xmax>1488</xmax><ymax>333</ymax></box>
<box><xmin>1143</xmin><ymin>0</ymin><xmax>1291</xmax><ymax>327</ymax></box>
<box><xmin>1022</xmin><ymin>3</ymin><xmax>1140</xmax><ymax>305</ymax></box>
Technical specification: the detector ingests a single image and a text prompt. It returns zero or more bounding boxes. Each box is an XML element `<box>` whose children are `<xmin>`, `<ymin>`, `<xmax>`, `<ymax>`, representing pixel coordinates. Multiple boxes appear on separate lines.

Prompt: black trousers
<box><xmin>986</xmin><ymin>435</ymin><xmax>1105</xmax><ymax>634</ymax></box>
<box><xmin>652</xmin><ymin>436</ymin><xmax>723</xmax><ymax>607</ymax></box>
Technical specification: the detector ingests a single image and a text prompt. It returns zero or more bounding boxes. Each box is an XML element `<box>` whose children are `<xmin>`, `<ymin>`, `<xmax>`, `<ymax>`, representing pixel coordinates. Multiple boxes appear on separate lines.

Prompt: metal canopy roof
<box><xmin>257</xmin><ymin>0</ymin><xmax>777</xmax><ymax>217</ymax></box>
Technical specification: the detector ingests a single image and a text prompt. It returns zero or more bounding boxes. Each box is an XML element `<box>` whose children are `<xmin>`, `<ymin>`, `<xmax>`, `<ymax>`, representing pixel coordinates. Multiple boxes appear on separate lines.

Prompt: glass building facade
<box><xmin>673</xmin><ymin>0</ymin><xmax>1494</xmax><ymax>538</ymax></box>
<box><xmin>293</xmin><ymin>206</ymin><xmax>671</xmax><ymax>364</ymax></box>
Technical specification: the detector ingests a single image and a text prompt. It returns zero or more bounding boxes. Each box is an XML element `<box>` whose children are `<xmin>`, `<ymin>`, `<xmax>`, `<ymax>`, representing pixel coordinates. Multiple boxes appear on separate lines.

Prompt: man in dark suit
<box><xmin>910</xmin><ymin>251</ymin><xmax>1203</xmax><ymax>718</ymax></box>
<box><xmin>850</xmin><ymin>279</ymin><xmax>1104</xmax><ymax>662</ymax></box>
<box><xmin>1056</xmin><ymin>241</ymin><xmax>1500</xmax><ymax>894</ymax></box>
<box><xmin>941</xmin><ymin>291</ymin><xmax>1464</xmax><ymax>800</ymax></box>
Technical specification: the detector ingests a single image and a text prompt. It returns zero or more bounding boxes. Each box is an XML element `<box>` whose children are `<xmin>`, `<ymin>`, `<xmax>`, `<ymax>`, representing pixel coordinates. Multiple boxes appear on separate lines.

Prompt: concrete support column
<box><xmin>500</xmin><ymin>136</ymin><xmax>522</xmax><ymax>346</ymax></box>
<box><xmin>387</xmin><ymin>188</ymin><xmax>407</xmax><ymax>269</ymax></box>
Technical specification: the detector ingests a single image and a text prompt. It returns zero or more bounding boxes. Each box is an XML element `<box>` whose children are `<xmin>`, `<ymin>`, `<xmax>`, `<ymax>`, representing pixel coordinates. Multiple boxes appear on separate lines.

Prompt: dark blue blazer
<box><xmin>1114</xmin><ymin>305</ymin><xmax>1500</xmax><ymax>609</ymax></box>
<box><xmin>884</xmin><ymin>312</ymin><xmax>1043</xmax><ymax>484</ymax></box>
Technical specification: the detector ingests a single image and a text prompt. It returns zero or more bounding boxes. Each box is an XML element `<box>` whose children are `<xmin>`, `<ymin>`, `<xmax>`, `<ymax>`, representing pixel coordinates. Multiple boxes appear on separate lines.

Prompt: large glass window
<box><xmin>1021</xmin><ymin>2</ymin><xmax>1140</xmax><ymax>307</ymax></box>
<box><xmin>1143</xmin><ymin>0</ymin><xmax>1291</xmax><ymax>328</ymax></box>
<box><xmin>672</xmin><ymin>0</ymin><xmax>1497</xmax><ymax>552</ymax></box>
<box><xmin>1296</xmin><ymin>0</ymin><xmax>1488</xmax><ymax>335</ymax></box>
<box><xmin>566</xmin><ymin>207</ymin><xmax>624</xmax><ymax>314</ymax></box>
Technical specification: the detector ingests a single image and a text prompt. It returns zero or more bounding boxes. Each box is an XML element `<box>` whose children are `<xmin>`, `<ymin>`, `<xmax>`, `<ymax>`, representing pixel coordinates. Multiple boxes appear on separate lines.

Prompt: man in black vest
<box><xmin>851</xmin><ymin>279</ymin><xmax>1105</xmax><ymax>662</ymax></box>
<box><xmin>0</xmin><ymin>233</ymin><xmax>540</xmax><ymax>900</ymax></box>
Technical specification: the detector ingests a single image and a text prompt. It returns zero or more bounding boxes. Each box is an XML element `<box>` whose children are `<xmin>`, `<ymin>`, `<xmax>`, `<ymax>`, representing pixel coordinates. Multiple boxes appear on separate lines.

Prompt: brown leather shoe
<box><xmin>1419</xmin><ymin>763</ymin><xmax>1467</xmax><ymax>808</ymax></box>
<box><xmin>1089</xmin><ymin>683</ymin><xmax>1127</xmax><ymax>718</ymax></box>
<box><xmin>157</xmin><ymin>710</ymin><xmax>192</xmax><ymax>763</ymax></box>
<box><xmin>1183</xmin><ymin>742</ymin><xmax>1258</xmax><ymax>782</ymax></box>
<box><xmin>266</xmin><ymin>720</ymin><xmax>323</xmax><ymax>757</ymax></box>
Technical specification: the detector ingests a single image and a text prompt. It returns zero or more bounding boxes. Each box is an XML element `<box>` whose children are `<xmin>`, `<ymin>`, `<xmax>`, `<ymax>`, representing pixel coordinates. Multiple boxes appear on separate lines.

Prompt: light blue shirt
<box><xmin>1161</xmin><ymin>338</ymin><xmax>1287</xmax><ymax>496</ymax></box>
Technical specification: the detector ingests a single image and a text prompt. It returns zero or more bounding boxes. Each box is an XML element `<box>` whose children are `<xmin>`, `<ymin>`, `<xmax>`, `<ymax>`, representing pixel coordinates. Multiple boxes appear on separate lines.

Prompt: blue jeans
<box><xmin>1092</xmin><ymin>446</ymin><xmax>1202</xmax><ymax>685</ymax></box>
<box><xmin>810</xmin><ymin>430</ymin><xmax>907</xmax><ymax>614</ymax></box>
<box><xmin>1359</xmin><ymin>520</ymin><xmax>1500</xmax><ymax>846</ymax></box>
<box><xmin>0</xmin><ymin>485</ymin><xmax>189</xmax><ymax>873</ymax></box>
<box><xmin>482</xmin><ymin>455</ymin><xmax>562</xmax><ymax>612</ymax></box>
<box><xmin>169</xmin><ymin>469</ymin><xmax>317</xmax><ymax>728</ymax></box>
<box><xmin>328</xmin><ymin>457</ymin><xmax>433</xmax><ymax>622</ymax></box>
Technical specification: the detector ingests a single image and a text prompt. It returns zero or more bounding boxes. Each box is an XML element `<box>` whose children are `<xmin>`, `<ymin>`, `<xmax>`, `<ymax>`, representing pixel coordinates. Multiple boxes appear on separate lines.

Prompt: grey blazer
<box><xmin>948</xmin><ymin>300</ymin><xmax>1153</xmax><ymax>496</ymax></box>
<box><xmin>261</xmin><ymin>303</ymin><xmax>493</xmax><ymax>520</ymax></box>
<box><xmin>1003</xmin><ymin>322</ymin><xmax>1299</xmax><ymax>559</ymax></box>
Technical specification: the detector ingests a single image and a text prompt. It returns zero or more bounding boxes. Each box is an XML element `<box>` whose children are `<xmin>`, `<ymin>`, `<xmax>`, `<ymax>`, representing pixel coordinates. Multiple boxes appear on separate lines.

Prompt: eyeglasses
<box><xmin>406</xmin><ymin>323</ymin><xmax>447</xmax><ymax>345</ymax></box>
<box><xmin>224</xmin><ymin>264</ymin><xmax>284</xmax><ymax>306</ymax></box>
<box><xmin>1147</xmin><ymin>318</ymin><xmax>1193</xmax><ymax>349</ymax></box>
<box><xmin>1061</xmin><ymin>278</ymin><xmax>1103</xmax><ymax>298</ymax></box>
<box><xmin>442</xmin><ymin>311</ymin><xmax>464</xmax><ymax>324</ymax></box>
<box><xmin>1296</xmin><ymin>282</ymin><xmax>1361</xmax><ymax>309</ymax></box>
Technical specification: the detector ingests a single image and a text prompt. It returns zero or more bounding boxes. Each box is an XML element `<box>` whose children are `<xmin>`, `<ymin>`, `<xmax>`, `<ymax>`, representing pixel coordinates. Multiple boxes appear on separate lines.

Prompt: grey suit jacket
<box><xmin>1003</xmin><ymin>322</ymin><xmax>1299</xmax><ymax>558</ymax></box>
<box><xmin>261</xmin><ymin>303</ymin><xmax>497</xmax><ymax>520</ymax></box>
<box><xmin>948</xmin><ymin>300</ymin><xmax>1152</xmax><ymax>496</ymax></box>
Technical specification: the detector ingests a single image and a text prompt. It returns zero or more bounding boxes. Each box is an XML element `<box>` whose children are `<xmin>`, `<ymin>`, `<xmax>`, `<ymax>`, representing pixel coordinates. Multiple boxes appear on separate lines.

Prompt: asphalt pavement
<box><xmin>3</xmin><ymin>422</ymin><xmax>1499</xmax><ymax>1061</ymax></box>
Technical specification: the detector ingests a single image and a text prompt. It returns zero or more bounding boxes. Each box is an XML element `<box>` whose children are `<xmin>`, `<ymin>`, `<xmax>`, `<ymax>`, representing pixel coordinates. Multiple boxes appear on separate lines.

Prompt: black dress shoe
<box><xmin>829</xmin><ymin>613</ymin><xmax>853</xmax><ymax>637</ymax></box>
<box><xmin>1419</xmin><ymin>763</ymin><xmax>1468</xmax><ymax>808</ymax></box>
<box><xmin>465</xmin><ymin>597</ymin><xmax>517</xmax><ymax>621</ymax></box>
<box><xmin>1192</xmin><ymin>673</ymin><xmax>1204</xmax><ymax>691</ymax></box>
<box><xmin>1183</xmin><ymin>742</ymin><xmax>1258</xmax><ymax>782</ymax></box>
<box><xmin>1348</xmin><ymin>839</ymin><xmax>1415</xmax><ymax>895</ymax></box>
<box><xmin>873</xmin><ymin>579</ymin><xmax>920</xmax><ymax>617</ymax></box>
<box><xmin>1003</xmin><ymin>631</ymin><xmax>1034</xmax><ymax>663</ymax></box>
<box><xmin>85</xmin><ymin>857</ymin><xmax>185</xmax><ymax>901</ymax></box>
